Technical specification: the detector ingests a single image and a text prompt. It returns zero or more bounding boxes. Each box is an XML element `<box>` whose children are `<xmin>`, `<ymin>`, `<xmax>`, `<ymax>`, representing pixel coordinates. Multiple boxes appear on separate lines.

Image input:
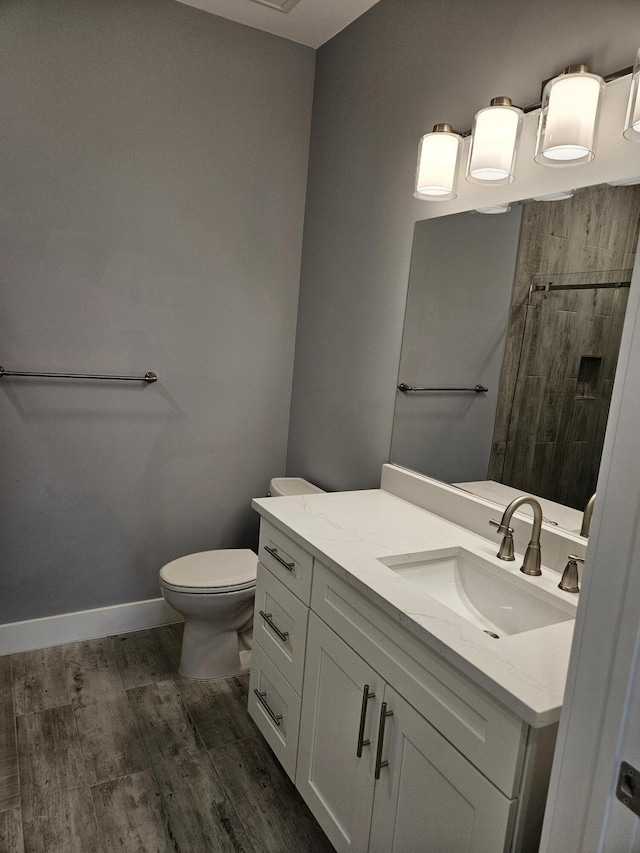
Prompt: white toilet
<box><xmin>160</xmin><ymin>476</ymin><xmax>324</xmax><ymax>680</ymax></box>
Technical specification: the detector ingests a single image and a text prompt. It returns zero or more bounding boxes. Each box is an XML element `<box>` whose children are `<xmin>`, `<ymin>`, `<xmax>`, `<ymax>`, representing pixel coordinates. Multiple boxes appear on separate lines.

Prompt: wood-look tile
<box><xmin>128</xmin><ymin>680</ymin><xmax>256</xmax><ymax>853</ymax></box>
<box><xmin>0</xmin><ymin>808</ymin><xmax>24</xmax><ymax>853</ymax></box>
<box><xmin>210</xmin><ymin>735</ymin><xmax>333</xmax><ymax>853</ymax></box>
<box><xmin>0</xmin><ymin>657</ymin><xmax>19</xmax><ymax>812</ymax></box>
<box><xmin>172</xmin><ymin>674</ymin><xmax>257</xmax><ymax>750</ymax></box>
<box><xmin>21</xmin><ymin>786</ymin><xmax>102</xmax><ymax>853</ymax></box>
<box><xmin>62</xmin><ymin>636</ymin><xmax>147</xmax><ymax>785</ymax></box>
<box><xmin>91</xmin><ymin>771</ymin><xmax>174</xmax><ymax>853</ymax></box>
<box><xmin>11</xmin><ymin>647</ymin><xmax>70</xmax><ymax>715</ymax></box>
<box><xmin>63</xmin><ymin>638</ymin><xmax>124</xmax><ymax>702</ymax></box>
<box><xmin>18</xmin><ymin>705</ymin><xmax>102</xmax><ymax>852</ymax></box>
<box><xmin>111</xmin><ymin>625</ymin><xmax>183</xmax><ymax>690</ymax></box>
<box><xmin>489</xmin><ymin>186</ymin><xmax>640</xmax><ymax>496</ymax></box>
<box><xmin>17</xmin><ymin>706</ymin><xmax>86</xmax><ymax>809</ymax></box>
<box><xmin>74</xmin><ymin>694</ymin><xmax>148</xmax><ymax>786</ymax></box>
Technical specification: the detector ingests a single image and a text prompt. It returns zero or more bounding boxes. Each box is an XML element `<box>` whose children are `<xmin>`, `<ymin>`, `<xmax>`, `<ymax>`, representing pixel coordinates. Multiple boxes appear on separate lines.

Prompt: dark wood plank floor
<box><xmin>0</xmin><ymin>624</ymin><xmax>333</xmax><ymax>853</ymax></box>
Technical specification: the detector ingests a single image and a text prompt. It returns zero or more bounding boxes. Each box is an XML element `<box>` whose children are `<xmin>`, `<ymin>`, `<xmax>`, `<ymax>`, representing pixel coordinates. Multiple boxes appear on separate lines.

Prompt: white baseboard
<box><xmin>0</xmin><ymin>597</ymin><xmax>183</xmax><ymax>655</ymax></box>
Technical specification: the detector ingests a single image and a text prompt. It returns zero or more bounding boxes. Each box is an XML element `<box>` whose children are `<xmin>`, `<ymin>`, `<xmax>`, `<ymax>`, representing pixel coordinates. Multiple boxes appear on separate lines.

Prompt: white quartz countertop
<box><xmin>252</xmin><ymin>488</ymin><xmax>578</xmax><ymax>728</ymax></box>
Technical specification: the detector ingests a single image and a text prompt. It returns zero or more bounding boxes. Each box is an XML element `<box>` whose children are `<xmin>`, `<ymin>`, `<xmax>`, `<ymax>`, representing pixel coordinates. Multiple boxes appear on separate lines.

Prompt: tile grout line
<box><xmin>206</xmin><ymin>731</ymin><xmax>259</xmax><ymax>758</ymax></box>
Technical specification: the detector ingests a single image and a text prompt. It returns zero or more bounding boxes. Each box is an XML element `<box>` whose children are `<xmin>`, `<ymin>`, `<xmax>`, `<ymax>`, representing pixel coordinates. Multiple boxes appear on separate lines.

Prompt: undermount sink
<box><xmin>378</xmin><ymin>547</ymin><xmax>575</xmax><ymax>638</ymax></box>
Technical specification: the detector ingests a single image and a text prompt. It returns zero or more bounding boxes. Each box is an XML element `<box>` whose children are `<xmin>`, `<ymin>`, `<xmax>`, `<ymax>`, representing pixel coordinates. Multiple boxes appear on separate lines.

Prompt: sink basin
<box><xmin>378</xmin><ymin>547</ymin><xmax>575</xmax><ymax>637</ymax></box>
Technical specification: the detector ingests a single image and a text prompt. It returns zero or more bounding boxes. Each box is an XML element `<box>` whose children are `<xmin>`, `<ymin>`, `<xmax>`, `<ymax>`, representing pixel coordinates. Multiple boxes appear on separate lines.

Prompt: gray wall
<box><xmin>391</xmin><ymin>207</ymin><xmax>522</xmax><ymax>483</ymax></box>
<box><xmin>0</xmin><ymin>0</ymin><xmax>315</xmax><ymax>622</ymax></box>
<box><xmin>286</xmin><ymin>0</ymin><xmax>640</xmax><ymax>491</ymax></box>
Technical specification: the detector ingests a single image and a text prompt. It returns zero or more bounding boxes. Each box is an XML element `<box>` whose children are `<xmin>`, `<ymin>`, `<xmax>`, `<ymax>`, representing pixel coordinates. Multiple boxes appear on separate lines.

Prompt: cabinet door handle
<box><xmin>356</xmin><ymin>683</ymin><xmax>375</xmax><ymax>757</ymax></box>
<box><xmin>374</xmin><ymin>702</ymin><xmax>394</xmax><ymax>779</ymax></box>
<box><xmin>253</xmin><ymin>689</ymin><xmax>283</xmax><ymax>727</ymax></box>
<box><xmin>264</xmin><ymin>545</ymin><xmax>295</xmax><ymax>572</ymax></box>
<box><xmin>259</xmin><ymin>610</ymin><xmax>289</xmax><ymax>642</ymax></box>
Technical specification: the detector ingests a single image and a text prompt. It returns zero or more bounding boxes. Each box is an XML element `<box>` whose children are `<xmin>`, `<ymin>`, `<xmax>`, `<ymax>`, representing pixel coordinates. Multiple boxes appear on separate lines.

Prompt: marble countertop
<box><xmin>252</xmin><ymin>487</ymin><xmax>579</xmax><ymax>728</ymax></box>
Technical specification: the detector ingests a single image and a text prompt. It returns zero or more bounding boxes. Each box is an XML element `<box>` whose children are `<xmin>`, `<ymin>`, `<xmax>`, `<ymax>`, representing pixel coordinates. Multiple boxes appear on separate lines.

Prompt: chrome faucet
<box><xmin>580</xmin><ymin>493</ymin><xmax>596</xmax><ymax>537</ymax></box>
<box><xmin>490</xmin><ymin>495</ymin><xmax>543</xmax><ymax>576</ymax></box>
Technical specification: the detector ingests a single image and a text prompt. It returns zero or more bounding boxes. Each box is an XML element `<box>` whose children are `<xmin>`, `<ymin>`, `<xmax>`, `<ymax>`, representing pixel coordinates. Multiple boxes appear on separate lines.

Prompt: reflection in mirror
<box><xmin>391</xmin><ymin>183</ymin><xmax>640</xmax><ymax>534</ymax></box>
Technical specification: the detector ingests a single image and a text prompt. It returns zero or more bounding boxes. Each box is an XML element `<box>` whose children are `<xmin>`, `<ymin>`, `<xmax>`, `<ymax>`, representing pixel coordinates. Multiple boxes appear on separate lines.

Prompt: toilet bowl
<box><xmin>160</xmin><ymin>549</ymin><xmax>257</xmax><ymax>680</ymax></box>
<box><xmin>160</xmin><ymin>478</ymin><xmax>324</xmax><ymax>681</ymax></box>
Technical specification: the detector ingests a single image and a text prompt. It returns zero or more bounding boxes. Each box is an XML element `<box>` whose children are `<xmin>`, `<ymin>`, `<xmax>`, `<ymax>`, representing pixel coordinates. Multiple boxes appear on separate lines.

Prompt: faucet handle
<box><xmin>489</xmin><ymin>519</ymin><xmax>514</xmax><ymax>536</ymax></box>
<box><xmin>558</xmin><ymin>554</ymin><xmax>584</xmax><ymax>593</ymax></box>
<box><xmin>490</xmin><ymin>519</ymin><xmax>516</xmax><ymax>561</ymax></box>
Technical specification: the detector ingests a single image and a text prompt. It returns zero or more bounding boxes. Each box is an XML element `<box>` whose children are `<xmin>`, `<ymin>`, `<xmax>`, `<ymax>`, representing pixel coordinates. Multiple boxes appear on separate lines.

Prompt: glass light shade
<box><xmin>414</xmin><ymin>124</ymin><xmax>462</xmax><ymax>200</ymax></box>
<box><xmin>475</xmin><ymin>204</ymin><xmax>511</xmax><ymax>214</ymax></box>
<box><xmin>466</xmin><ymin>98</ymin><xmax>523</xmax><ymax>184</ymax></box>
<box><xmin>532</xmin><ymin>190</ymin><xmax>575</xmax><ymax>201</ymax></box>
<box><xmin>535</xmin><ymin>65</ymin><xmax>604</xmax><ymax>166</ymax></box>
<box><xmin>607</xmin><ymin>176</ymin><xmax>640</xmax><ymax>186</ymax></box>
<box><xmin>623</xmin><ymin>48</ymin><xmax>640</xmax><ymax>141</ymax></box>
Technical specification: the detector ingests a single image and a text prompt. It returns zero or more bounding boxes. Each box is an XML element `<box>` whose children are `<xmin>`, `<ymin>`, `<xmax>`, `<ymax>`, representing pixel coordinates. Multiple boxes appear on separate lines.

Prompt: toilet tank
<box><xmin>269</xmin><ymin>477</ymin><xmax>325</xmax><ymax>497</ymax></box>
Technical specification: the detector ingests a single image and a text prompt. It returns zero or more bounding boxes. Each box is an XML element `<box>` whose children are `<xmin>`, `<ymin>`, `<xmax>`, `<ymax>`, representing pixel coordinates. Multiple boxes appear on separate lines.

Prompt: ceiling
<box><xmin>175</xmin><ymin>0</ymin><xmax>382</xmax><ymax>48</ymax></box>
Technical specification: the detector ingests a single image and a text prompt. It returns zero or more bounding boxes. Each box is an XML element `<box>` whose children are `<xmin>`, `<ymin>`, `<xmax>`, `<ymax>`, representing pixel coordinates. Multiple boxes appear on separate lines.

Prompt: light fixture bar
<box><xmin>414</xmin><ymin>56</ymin><xmax>638</xmax><ymax>202</ymax></box>
<box><xmin>450</xmin><ymin>63</ymin><xmax>635</xmax><ymax>139</ymax></box>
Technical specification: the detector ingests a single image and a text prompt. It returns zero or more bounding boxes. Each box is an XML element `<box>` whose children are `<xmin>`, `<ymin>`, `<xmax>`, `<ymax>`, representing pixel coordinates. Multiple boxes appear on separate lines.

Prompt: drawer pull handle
<box><xmin>254</xmin><ymin>689</ymin><xmax>283</xmax><ymax>727</ymax></box>
<box><xmin>356</xmin><ymin>683</ymin><xmax>375</xmax><ymax>757</ymax></box>
<box><xmin>264</xmin><ymin>546</ymin><xmax>295</xmax><ymax>572</ymax></box>
<box><xmin>259</xmin><ymin>610</ymin><xmax>289</xmax><ymax>643</ymax></box>
<box><xmin>374</xmin><ymin>702</ymin><xmax>394</xmax><ymax>779</ymax></box>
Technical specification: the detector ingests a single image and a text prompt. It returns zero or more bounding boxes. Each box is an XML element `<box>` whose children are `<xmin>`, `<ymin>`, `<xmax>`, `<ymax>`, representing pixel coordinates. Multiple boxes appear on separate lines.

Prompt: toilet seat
<box><xmin>160</xmin><ymin>549</ymin><xmax>257</xmax><ymax>595</ymax></box>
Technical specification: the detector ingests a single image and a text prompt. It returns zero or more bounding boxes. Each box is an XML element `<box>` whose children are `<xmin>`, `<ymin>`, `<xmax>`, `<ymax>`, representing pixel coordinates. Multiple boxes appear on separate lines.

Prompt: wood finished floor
<box><xmin>0</xmin><ymin>624</ymin><xmax>333</xmax><ymax>853</ymax></box>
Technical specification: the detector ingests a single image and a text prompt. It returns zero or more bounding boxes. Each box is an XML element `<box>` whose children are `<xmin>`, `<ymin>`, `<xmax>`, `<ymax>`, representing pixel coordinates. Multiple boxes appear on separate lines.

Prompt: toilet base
<box><xmin>178</xmin><ymin>619</ymin><xmax>252</xmax><ymax>680</ymax></box>
<box><xmin>179</xmin><ymin>648</ymin><xmax>252</xmax><ymax>681</ymax></box>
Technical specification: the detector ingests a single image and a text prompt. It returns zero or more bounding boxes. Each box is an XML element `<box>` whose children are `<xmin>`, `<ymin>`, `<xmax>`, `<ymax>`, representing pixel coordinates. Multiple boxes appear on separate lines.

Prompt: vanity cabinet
<box><xmin>248</xmin><ymin>515</ymin><xmax>557</xmax><ymax>853</ymax></box>
<box><xmin>297</xmin><ymin>615</ymin><xmax>515</xmax><ymax>853</ymax></box>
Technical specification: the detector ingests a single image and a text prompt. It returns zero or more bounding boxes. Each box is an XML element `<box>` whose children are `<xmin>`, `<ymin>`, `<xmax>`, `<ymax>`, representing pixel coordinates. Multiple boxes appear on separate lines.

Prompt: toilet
<box><xmin>160</xmin><ymin>476</ymin><xmax>324</xmax><ymax>680</ymax></box>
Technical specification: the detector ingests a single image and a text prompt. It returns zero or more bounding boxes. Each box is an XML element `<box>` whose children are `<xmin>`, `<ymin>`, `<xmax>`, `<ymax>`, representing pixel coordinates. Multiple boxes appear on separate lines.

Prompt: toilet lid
<box><xmin>160</xmin><ymin>549</ymin><xmax>257</xmax><ymax>593</ymax></box>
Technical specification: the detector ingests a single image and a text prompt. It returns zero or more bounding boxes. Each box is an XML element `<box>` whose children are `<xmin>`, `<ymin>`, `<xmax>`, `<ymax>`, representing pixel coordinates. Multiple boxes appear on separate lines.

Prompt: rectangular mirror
<box><xmin>391</xmin><ymin>182</ymin><xmax>640</xmax><ymax>534</ymax></box>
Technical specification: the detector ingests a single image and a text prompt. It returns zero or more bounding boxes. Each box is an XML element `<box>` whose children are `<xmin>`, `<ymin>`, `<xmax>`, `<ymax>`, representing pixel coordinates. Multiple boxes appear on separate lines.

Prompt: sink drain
<box><xmin>483</xmin><ymin>629</ymin><xmax>500</xmax><ymax>639</ymax></box>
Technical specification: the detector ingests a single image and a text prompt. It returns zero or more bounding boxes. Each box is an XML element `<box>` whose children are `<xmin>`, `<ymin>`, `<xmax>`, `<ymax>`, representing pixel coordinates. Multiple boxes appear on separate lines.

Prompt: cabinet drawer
<box><xmin>311</xmin><ymin>561</ymin><xmax>526</xmax><ymax>797</ymax></box>
<box><xmin>248</xmin><ymin>641</ymin><xmax>301</xmax><ymax>781</ymax></box>
<box><xmin>254</xmin><ymin>563</ymin><xmax>309</xmax><ymax>695</ymax></box>
<box><xmin>259</xmin><ymin>520</ymin><xmax>313</xmax><ymax>604</ymax></box>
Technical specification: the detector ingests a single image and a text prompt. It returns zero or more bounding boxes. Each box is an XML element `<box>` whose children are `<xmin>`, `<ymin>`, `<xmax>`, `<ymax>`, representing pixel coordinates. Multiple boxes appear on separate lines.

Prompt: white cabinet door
<box><xmin>369</xmin><ymin>685</ymin><xmax>517</xmax><ymax>853</ymax></box>
<box><xmin>297</xmin><ymin>613</ymin><xmax>381</xmax><ymax>853</ymax></box>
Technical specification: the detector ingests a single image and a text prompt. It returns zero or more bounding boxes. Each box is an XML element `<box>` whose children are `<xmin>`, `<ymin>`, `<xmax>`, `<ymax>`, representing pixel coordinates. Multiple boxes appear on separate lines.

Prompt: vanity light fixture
<box><xmin>466</xmin><ymin>98</ymin><xmax>523</xmax><ymax>184</ymax></box>
<box><xmin>414</xmin><ymin>50</ymin><xmax>640</xmax><ymax>202</ymax></box>
<box><xmin>414</xmin><ymin>124</ymin><xmax>462</xmax><ymax>200</ymax></box>
<box><xmin>532</xmin><ymin>190</ymin><xmax>576</xmax><ymax>201</ymax></box>
<box><xmin>475</xmin><ymin>203</ymin><xmax>512</xmax><ymax>214</ymax></box>
<box><xmin>534</xmin><ymin>65</ymin><xmax>604</xmax><ymax>166</ymax></box>
<box><xmin>624</xmin><ymin>48</ymin><xmax>640</xmax><ymax>140</ymax></box>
